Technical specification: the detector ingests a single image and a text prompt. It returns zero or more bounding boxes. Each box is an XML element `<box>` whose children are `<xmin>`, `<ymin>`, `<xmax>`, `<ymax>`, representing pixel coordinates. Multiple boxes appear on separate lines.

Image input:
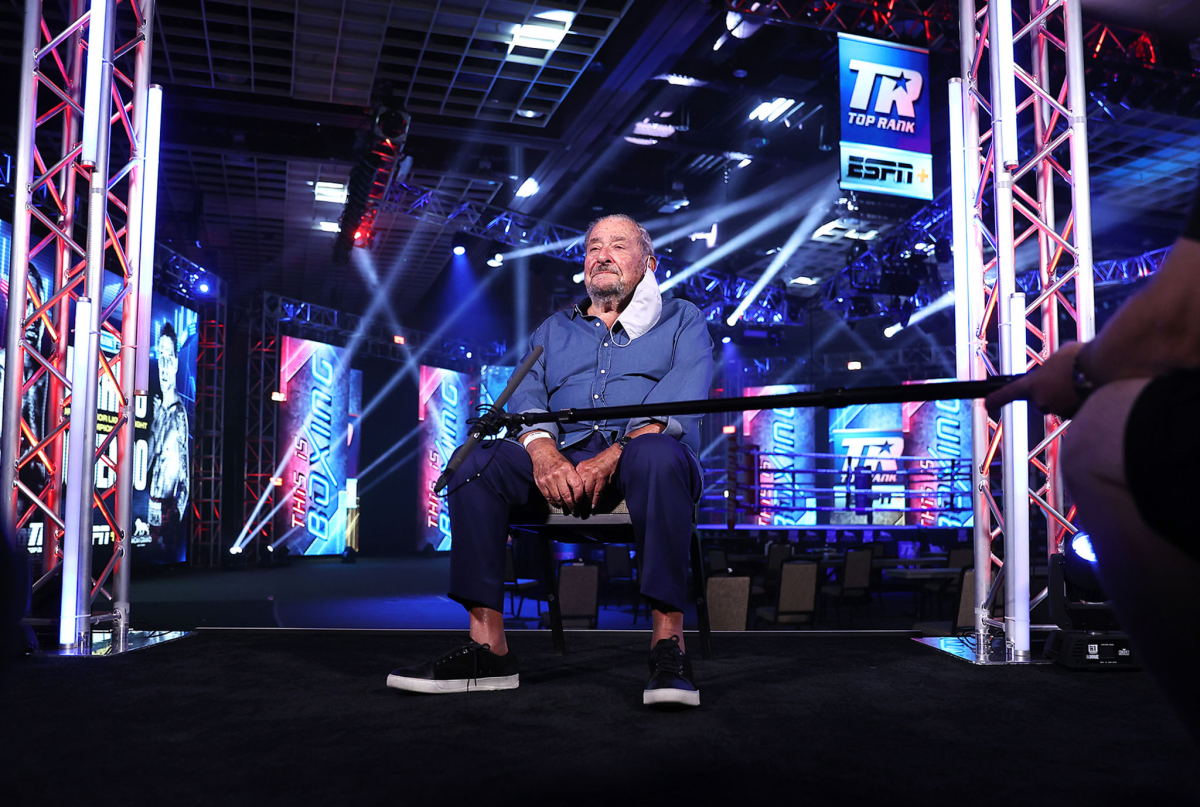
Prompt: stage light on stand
<box><xmin>1045</xmin><ymin>530</ymin><xmax>1137</xmax><ymax>669</ymax></box>
<box><xmin>1071</xmin><ymin>532</ymin><xmax>1097</xmax><ymax>562</ymax></box>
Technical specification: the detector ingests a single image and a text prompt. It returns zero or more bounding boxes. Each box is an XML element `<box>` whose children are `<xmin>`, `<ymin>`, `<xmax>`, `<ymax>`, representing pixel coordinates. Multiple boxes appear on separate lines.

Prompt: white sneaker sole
<box><xmin>386</xmin><ymin>673</ymin><xmax>519</xmax><ymax>694</ymax></box>
<box><xmin>643</xmin><ymin>688</ymin><xmax>700</xmax><ymax>707</ymax></box>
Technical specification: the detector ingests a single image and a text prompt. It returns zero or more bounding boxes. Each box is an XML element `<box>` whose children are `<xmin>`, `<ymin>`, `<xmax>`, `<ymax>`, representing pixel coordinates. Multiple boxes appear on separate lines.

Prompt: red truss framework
<box><xmin>2</xmin><ymin>0</ymin><xmax>157</xmax><ymax>652</ymax></box>
<box><xmin>726</xmin><ymin>0</ymin><xmax>1166</xmax><ymax>71</ymax></box>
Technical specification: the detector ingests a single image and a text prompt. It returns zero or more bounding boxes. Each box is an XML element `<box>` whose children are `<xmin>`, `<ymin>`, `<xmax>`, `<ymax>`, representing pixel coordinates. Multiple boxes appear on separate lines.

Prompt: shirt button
<box><xmin>593</xmin><ymin>394</ymin><xmax>599</xmax><ymax>399</ymax></box>
<box><xmin>600</xmin><ymin>369</ymin><xmax>606</xmax><ymax>374</ymax></box>
<box><xmin>603</xmin><ymin>342</ymin><xmax>608</xmax><ymax>347</ymax></box>
<box><xmin>593</xmin><ymin>425</ymin><xmax>599</xmax><ymax>430</ymax></box>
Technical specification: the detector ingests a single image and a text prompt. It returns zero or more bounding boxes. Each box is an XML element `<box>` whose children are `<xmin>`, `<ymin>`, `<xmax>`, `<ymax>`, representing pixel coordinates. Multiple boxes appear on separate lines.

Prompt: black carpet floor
<box><xmin>3</xmin><ymin>630</ymin><xmax>1198</xmax><ymax>806</ymax></box>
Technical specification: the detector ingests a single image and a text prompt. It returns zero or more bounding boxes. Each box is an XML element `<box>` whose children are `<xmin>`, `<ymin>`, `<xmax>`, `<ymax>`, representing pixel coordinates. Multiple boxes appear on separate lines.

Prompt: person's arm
<box><xmin>507</xmin><ymin>323</ymin><xmax>557</xmax><ymax>445</ymax></box>
<box><xmin>507</xmin><ymin>323</ymin><xmax>586</xmax><ymax>509</ymax></box>
<box><xmin>987</xmin><ymin>236</ymin><xmax>1200</xmax><ymax>417</ymax></box>
<box><xmin>1080</xmin><ymin>237</ymin><xmax>1200</xmax><ymax>384</ymax></box>
<box><xmin>623</xmin><ymin>304</ymin><xmax>715</xmax><ymax>442</ymax></box>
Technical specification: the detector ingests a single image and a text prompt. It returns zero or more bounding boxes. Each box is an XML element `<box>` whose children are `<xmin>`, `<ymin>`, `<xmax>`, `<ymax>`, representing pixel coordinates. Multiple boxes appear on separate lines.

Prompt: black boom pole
<box><xmin>496</xmin><ymin>376</ymin><xmax>1022</xmax><ymax>429</ymax></box>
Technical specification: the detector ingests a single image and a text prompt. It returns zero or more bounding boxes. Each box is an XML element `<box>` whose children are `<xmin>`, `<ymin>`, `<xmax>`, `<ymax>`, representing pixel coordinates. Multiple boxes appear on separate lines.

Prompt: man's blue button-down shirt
<box><xmin>509</xmin><ymin>297</ymin><xmax>714</xmax><ymax>455</ymax></box>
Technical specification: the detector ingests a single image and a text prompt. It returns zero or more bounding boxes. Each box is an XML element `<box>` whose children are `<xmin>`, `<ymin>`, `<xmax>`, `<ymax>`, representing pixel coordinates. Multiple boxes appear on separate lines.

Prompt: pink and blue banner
<box><xmin>417</xmin><ymin>365</ymin><xmax>474</xmax><ymax>552</ymax></box>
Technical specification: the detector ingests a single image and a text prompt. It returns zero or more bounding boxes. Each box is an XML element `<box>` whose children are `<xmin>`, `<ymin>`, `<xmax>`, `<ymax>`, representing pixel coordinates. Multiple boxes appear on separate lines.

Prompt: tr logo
<box><xmin>848</xmin><ymin>59</ymin><xmax>924</xmax><ymax>118</ymax></box>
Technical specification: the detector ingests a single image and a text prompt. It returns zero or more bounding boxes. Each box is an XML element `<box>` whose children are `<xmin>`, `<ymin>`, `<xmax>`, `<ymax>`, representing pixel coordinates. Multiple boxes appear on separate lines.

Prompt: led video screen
<box><xmin>274</xmin><ymin>336</ymin><xmax>360</xmax><ymax>556</ymax></box>
<box><xmin>742</xmin><ymin>384</ymin><xmax>818</xmax><ymax>528</ymax></box>
<box><xmin>417</xmin><ymin>365</ymin><xmax>473</xmax><ymax>552</ymax></box>
<box><xmin>2</xmin><ymin>220</ymin><xmax>199</xmax><ymax>563</ymax></box>
<box><xmin>829</xmin><ymin>387</ymin><xmax>972</xmax><ymax>527</ymax></box>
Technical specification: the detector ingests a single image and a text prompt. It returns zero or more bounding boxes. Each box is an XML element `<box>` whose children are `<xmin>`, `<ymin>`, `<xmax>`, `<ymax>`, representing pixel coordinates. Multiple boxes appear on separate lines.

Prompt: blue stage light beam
<box><xmin>725</xmin><ymin>178</ymin><xmax>839</xmax><ymax>326</ymax></box>
<box><xmin>360</xmin><ymin>446</ymin><xmax>424</xmax><ymax>496</ymax></box>
<box><xmin>357</xmin><ymin>424</ymin><xmax>423</xmax><ymax>480</ymax></box>
<box><xmin>357</xmin><ymin>259</ymin><xmax>509</xmax><ymax>425</ymax></box>
<box><xmin>660</xmin><ymin>194</ymin><xmax>817</xmax><ymax>292</ymax></box>
<box><xmin>233</xmin><ymin>245</ymin><xmax>410</xmax><ymax>552</ymax></box>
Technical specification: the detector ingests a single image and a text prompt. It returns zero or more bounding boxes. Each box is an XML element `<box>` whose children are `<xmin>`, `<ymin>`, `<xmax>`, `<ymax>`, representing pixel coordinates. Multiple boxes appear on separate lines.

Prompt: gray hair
<box><xmin>583</xmin><ymin>214</ymin><xmax>655</xmax><ymax>263</ymax></box>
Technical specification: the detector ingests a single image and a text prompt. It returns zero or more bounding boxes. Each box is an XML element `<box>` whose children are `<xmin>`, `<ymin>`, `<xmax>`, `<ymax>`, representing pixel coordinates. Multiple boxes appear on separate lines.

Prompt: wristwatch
<box><xmin>1071</xmin><ymin>346</ymin><xmax>1097</xmax><ymax>402</ymax></box>
<box><xmin>616</xmin><ymin>434</ymin><xmax>634</xmax><ymax>450</ymax></box>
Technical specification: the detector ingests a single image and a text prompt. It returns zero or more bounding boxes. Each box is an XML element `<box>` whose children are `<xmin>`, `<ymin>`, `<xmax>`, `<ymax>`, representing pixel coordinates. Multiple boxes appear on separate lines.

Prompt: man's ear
<box><xmin>646</xmin><ymin>255</ymin><xmax>658</xmax><ymax>273</ymax></box>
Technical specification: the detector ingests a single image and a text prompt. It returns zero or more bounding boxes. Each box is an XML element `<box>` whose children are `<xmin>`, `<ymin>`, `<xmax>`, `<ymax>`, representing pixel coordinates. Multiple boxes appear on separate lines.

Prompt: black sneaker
<box><xmin>387</xmin><ymin>642</ymin><xmax>519</xmax><ymax>694</ymax></box>
<box><xmin>644</xmin><ymin>636</ymin><xmax>699</xmax><ymax>707</ymax></box>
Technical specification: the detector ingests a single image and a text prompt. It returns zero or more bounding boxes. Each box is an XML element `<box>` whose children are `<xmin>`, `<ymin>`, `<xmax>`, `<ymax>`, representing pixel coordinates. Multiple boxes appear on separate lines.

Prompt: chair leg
<box><xmin>690</xmin><ymin>529</ymin><xmax>712</xmax><ymax>660</ymax></box>
<box><xmin>539</xmin><ymin>539</ymin><xmax>565</xmax><ymax>655</ymax></box>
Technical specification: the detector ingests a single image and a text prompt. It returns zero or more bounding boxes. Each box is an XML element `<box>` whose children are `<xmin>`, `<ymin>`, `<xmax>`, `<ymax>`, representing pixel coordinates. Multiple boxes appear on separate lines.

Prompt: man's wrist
<box><xmin>521</xmin><ymin>431</ymin><xmax>553</xmax><ymax>450</ymax></box>
<box><xmin>1072</xmin><ymin>342</ymin><xmax>1099</xmax><ymax>401</ymax></box>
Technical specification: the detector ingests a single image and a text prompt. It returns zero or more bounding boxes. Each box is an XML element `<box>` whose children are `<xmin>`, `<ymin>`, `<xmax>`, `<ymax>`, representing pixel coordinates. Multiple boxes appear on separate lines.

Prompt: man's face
<box><xmin>158</xmin><ymin>335</ymin><xmax>177</xmax><ymax>394</ymax></box>
<box><xmin>583</xmin><ymin>217</ymin><xmax>652</xmax><ymax>304</ymax></box>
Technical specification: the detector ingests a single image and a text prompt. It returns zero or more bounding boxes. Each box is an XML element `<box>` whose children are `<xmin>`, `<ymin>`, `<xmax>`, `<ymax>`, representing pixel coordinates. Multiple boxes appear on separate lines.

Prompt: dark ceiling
<box><xmin>3</xmin><ymin>0</ymin><xmax>1200</xmax><ymax>352</ymax></box>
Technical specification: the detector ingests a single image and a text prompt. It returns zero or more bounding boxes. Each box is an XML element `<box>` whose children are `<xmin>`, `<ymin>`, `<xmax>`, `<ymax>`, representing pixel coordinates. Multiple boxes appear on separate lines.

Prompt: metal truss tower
<box><xmin>3</xmin><ymin>0</ymin><xmax>158</xmax><ymax>651</ymax></box>
<box><xmin>951</xmin><ymin>0</ymin><xmax>1094</xmax><ymax>662</ymax></box>
<box><xmin>243</xmin><ymin>294</ymin><xmax>282</xmax><ymax>562</ymax></box>
<box><xmin>192</xmin><ymin>293</ymin><xmax>226</xmax><ymax>567</ymax></box>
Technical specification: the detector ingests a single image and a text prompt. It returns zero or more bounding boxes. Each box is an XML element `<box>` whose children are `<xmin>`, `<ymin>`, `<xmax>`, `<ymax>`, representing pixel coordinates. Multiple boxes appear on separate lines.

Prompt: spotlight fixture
<box><xmin>749</xmin><ymin>98</ymin><xmax>796</xmax><ymax>123</ymax></box>
<box><xmin>1044</xmin><ymin>532</ymin><xmax>1138</xmax><ymax>669</ymax></box>
<box><xmin>487</xmin><ymin>253</ymin><xmax>504</xmax><ymax>268</ymax></box>
<box><xmin>744</xmin><ymin>127</ymin><xmax>769</xmax><ymax>150</ymax></box>
<box><xmin>515</xmin><ymin>177</ymin><xmax>540</xmax><ymax>198</ymax></box>
<box><xmin>452</xmin><ymin>232</ymin><xmax>469</xmax><ymax>256</ymax></box>
<box><xmin>658</xmin><ymin>181</ymin><xmax>690</xmax><ymax>214</ymax></box>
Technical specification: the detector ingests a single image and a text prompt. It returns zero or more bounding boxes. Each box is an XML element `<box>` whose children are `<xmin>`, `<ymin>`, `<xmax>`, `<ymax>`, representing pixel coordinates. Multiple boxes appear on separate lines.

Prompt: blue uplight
<box><xmin>1071</xmin><ymin>532</ymin><xmax>1097</xmax><ymax>563</ymax></box>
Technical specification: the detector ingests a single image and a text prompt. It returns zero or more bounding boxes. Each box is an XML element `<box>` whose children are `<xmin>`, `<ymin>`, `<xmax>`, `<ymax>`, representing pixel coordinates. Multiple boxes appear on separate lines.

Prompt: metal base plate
<box><xmin>915</xmin><ymin>636</ymin><xmax>1052</xmax><ymax>665</ymax></box>
<box><xmin>50</xmin><ymin>630</ymin><xmax>192</xmax><ymax>657</ymax></box>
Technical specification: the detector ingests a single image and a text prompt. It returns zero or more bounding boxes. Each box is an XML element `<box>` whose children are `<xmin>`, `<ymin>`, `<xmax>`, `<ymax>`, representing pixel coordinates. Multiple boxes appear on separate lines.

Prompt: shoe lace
<box><xmin>650</xmin><ymin>636</ymin><xmax>685</xmax><ymax>677</ymax></box>
<box><xmin>436</xmin><ymin>641</ymin><xmax>490</xmax><ymax>683</ymax></box>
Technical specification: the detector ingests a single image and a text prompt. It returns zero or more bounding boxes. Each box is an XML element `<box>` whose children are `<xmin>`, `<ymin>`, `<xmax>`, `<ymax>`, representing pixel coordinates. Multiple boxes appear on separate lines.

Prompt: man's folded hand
<box><xmin>528</xmin><ymin>440</ymin><xmax>584</xmax><ymax>510</ymax></box>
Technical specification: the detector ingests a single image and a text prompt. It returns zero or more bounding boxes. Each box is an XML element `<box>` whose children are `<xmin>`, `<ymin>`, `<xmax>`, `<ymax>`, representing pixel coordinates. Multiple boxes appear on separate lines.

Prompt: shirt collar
<box><xmin>572</xmin><ymin>269</ymin><xmax>663</xmax><ymax>341</ymax></box>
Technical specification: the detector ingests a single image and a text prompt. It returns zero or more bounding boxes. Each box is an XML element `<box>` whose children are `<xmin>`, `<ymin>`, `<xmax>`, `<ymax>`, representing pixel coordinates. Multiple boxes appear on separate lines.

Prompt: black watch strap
<box><xmin>616</xmin><ymin>434</ymin><xmax>634</xmax><ymax>450</ymax></box>
<box><xmin>1071</xmin><ymin>348</ymin><xmax>1096</xmax><ymax>401</ymax></box>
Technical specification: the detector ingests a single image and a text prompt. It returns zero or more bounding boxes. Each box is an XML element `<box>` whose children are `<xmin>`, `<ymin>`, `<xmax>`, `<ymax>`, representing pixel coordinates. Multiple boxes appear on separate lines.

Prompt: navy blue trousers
<box><xmin>447</xmin><ymin>433</ymin><xmax>702</xmax><ymax>614</ymax></box>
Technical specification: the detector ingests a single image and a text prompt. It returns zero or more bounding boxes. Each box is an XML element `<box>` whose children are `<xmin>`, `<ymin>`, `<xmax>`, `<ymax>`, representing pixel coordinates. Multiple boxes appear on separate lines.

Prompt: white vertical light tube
<box><xmin>988</xmin><ymin>0</ymin><xmax>1019</xmax><ymax>168</ymax></box>
<box><xmin>81</xmin><ymin>0</ymin><xmax>111</xmax><ymax>166</ymax></box>
<box><xmin>59</xmin><ymin>300</ymin><xmax>95</xmax><ymax>648</ymax></box>
<box><xmin>948</xmin><ymin>79</ymin><xmax>970</xmax><ymax>382</ymax></box>
<box><xmin>1001</xmin><ymin>293</ymin><xmax>1031</xmax><ymax>660</ymax></box>
<box><xmin>135</xmin><ymin>84</ymin><xmax>162</xmax><ymax>392</ymax></box>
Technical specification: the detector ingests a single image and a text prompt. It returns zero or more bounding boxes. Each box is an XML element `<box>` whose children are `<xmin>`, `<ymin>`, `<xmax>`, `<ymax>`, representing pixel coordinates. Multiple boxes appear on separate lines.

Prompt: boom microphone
<box><xmin>433</xmin><ymin>345</ymin><xmax>544</xmax><ymax>494</ymax></box>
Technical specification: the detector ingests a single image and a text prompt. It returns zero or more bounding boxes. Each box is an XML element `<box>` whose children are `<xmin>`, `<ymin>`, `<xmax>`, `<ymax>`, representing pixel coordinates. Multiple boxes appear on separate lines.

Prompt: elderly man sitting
<box><xmin>387</xmin><ymin>214</ymin><xmax>714</xmax><ymax>706</ymax></box>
